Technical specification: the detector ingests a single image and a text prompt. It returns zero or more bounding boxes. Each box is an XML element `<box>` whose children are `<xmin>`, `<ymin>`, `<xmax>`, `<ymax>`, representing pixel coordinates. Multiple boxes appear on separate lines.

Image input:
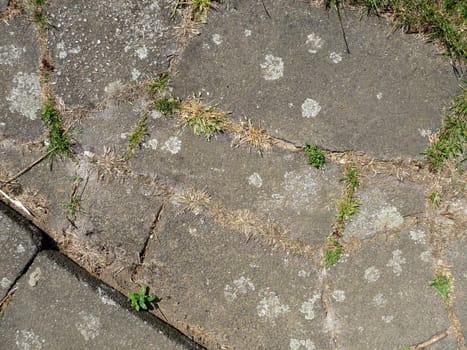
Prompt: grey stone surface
<box><xmin>0</xmin><ymin>0</ymin><xmax>8</xmax><ymax>12</ymax></box>
<box><xmin>0</xmin><ymin>203</ymin><xmax>40</xmax><ymax>300</ymax></box>
<box><xmin>447</xmin><ymin>240</ymin><xmax>467</xmax><ymax>341</ymax></box>
<box><xmin>138</xmin><ymin>204</ymin><xmax>330</xmax><ymax>349</ymax></box>
<box><xmin>426</xmin><ymin>336</ymin><xmax>460</xmax><ymax>349</ymax></box>
<box><xmin>172</xmin><ymin>0</ymin><xmax>459</xmax><ymax>160</ymax></box>
<box><xmin>328</xmin><ymin>225</ymin><xmax>449</xmax><ymax>349</ymax></box>
<box><xmin>46</xmin><ymin>0</ymin><xmax>178</xmax><ymax>106</ymax></box>
<box><xmin>345</xmin><ymin>175</ymin><xmax>426</xmax><ymax>240</ymax></box>
<box><xmin>0</xmin><ymin>16</ymin><xmax>43</xmax><ymax>142</ymax></box>
<box><xmin>0</xmin><ymin>251</ymin><xmax>190</xmax><ymax>350</ymax></box>
<box><xmin>130</xmin><ymin>113</ymin><xmax>343</xmax><ymax>244</ymax></box>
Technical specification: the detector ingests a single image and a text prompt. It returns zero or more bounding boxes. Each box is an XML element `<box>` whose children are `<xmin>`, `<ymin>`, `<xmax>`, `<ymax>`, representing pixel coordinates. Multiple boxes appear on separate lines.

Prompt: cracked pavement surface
<box><xmin>0</xmin><ymin>0</ymin><xmax>465</xmax><ymax>349</ymax></box>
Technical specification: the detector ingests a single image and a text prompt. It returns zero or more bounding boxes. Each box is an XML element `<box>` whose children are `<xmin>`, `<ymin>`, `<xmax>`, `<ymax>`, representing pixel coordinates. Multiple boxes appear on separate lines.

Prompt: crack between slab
<box><xmin>320</xmin><ymin>272</ymin><xmax>339</xmax><ymax>350</ymax></box>
<box><xmin>140</xmin><ymin>203</ymin><xmax>165</xmax><ymax>265</ymax></box>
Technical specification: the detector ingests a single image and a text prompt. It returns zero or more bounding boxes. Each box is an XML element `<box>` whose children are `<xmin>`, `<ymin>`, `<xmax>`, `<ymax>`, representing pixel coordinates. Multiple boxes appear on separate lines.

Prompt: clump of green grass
<box><xmin>304</xmin><ymin>143</ymin><xmax>326</xmax><ymax>169</ymax></box>
<box><xmin>41</xmin><ymin>98</ymin><xmax>73</xmax><ymax>158</ymax></box>
<box><xmin>65</xmin><ymin>175</ymin><xmax>82</xmax><ymax>217</ymax></box>
<box><xmin>171</xmin><ymin>0</ymin><xmax>214</xmax><ymax>21</ymax></box>
<box><xmin>147</xmin><ymin>71</ymin><xmax>170</xmax><ymax>97</ymax></box>
<box><xmin>155</xmin><ymin>96</ymin><xmax>180</xmax><ymax>115</ymax></box>
<box><xmin>430</xmin><ymin>272</ymin><xmax>452</xmax><ymax>303</ymax></box>
<box><xmin>337</xmin><ymin>195</ymin><xmax>361</xmax><ymax>223</ymax></box>
<box><xmin>426</xmin><ymin>91</ymin><xmax>466</xmax><ymax>172</ymax></box>
<box><xmin>344</xmin><ymin>166</ymin><xmax>359</xmax><ymax>190</ymax></box>
<box><xmin>125</xmin><ymin>115</ymin><xmax>147</xmax><ymax>159</ymax></box>
<box><xmin>324</xmin><ymin>238</ymin><xmax>343</xmax><ymax>267</ymax></box>
<box><xmin>128</xmin><ymin>285</ymin><xmax>157</xmax><ymax>311</ymax></box>
<box><xmin>26</xmin><ymin>0</ymin><xmax>48</xmax><ymax>30</ymax></box>
<box><xmin>428</xmin><ymin>191</ymin><xmax>441</xmax><ymax>208</ymax></box>
<box><xmin>179</xmin><ymin>98</ymin><xmax>228</xmax><ymax>140</ymax></box>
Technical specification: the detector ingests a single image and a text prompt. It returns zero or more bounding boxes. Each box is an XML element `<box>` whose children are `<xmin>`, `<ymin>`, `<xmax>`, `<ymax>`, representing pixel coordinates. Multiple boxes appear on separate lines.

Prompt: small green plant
<box><xmin>65</xmin><ymin>175</ymin><xmax>83</xmax><ymax>216</ymax></box>
<box><xmin>128</xmin><ymin>285</ymin><xmax>157</xmax><ymax>311</ymax></box>
<box><xmin>155</xmin><ymin>96</ymin><xmax>180</xmax><ymax>115</ymax></box>
<box><xmin>148</xmin><ymin>72</ymin><xmax>170</xmax><ymax>96</ymax></box>
<box><xmin>324</xmin><ymin>239</ymin><xmax>343</xmax><ymax>267</ymax></box>
<box><xmin>41</xmin><ymin>98</ymin><xmax>73</xmax><ymax>158</ymax></box>
<box><xmin>428</xmin><ymin>191</ymin><xmax>441</xmax><ymax>208</ymax></box>
<box><xmin>179</xmin><ymin>99</ymin><xmax>228</xmax><ymax>140</ymax></box>
<box><xmin>344</xmin><ymin>166</ymin><xmax>359</xmax><ymax>190</ymax></box>
<box><xmin>27</xmin><ymin>0</ymin><xmax>48</xmax><ymax>29</ymax></box>
<box><xmin>430</xmin><ymin>272</ymin><xmax>451</xmax><ymax>302</ymax></box>
<box><xmin>337</xmin><ymin>194</ymin><xmax>360</xmax><ymax>223</ymax></box>
<box><xmin>171</xmin><ymin>0</ymin><xmax>213</xmax><ymax>20</ymax></box>
<box><xmin>125</xmin><ymin>115</ymin><xmax>147</xmax><ymax>159</ymax></box>
<box><xmin>402</xmin><ymin>346</ymin><xmax>410</xmax><ymax>350</ymax></box>
<box><xmin>304</xmin><ymin>143</ymin><xmax>326</xmax><ymax>169</ymax></box>
<box><xmin>186</xmin><ymin>113</ymin><xmax>224</xmax><ymax>140</ymax></box>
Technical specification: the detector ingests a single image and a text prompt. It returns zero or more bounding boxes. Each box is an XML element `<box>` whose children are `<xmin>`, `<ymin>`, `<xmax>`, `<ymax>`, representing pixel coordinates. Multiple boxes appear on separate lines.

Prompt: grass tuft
<box><xmin>179</xmin><ymin>98</ymin><xmax>229</xmax><ymax>140</ymax></box>
<box><xmin>41</xmin><ymin>98</ymin><xmax>73</xmax><ymax>159</ymax></box>
<box><xmin>125</xmin><ymin>115</ymin><xmax>147</xmax><ymax>159</ymax></box>
<box><xmin>172</xmin><ymin>0</ymin><xmax>215</xmax><ymax>21</ymax></box>
<box><xmin>324</xmin><ymin>238</ymin><xmax>343</xmax><ymax>267</ymax></box>
<box><xmin>430</xmin><ymin>272</ymin><xmax>452</xmax><ymax>303</ymax></box>
<box><xmin>230</xmin><ymin>119</ymin><xmax>274</xmax><ymax>154</ymax></box>
<box><xmin>344</xmin><ymin>166</ymin><xmax>359</xmax><ymax>190</ymax></box>
<box><xmin>147</xmin><ymin>71</ymin><xmax>170</xmax><ymax>97</ymax></box>
<box><xmin>428</xmin><ymin>191</ymin><xmax>441</xmax><ymax>208</ymax></box>
<box><xmin>336</xmin><ymin>194</ymin><xmax>361</xmax><ymax>223</ymax></box>
<box><xmin>426</xmin><ymin>90</ymin><xmax>466</xmax><ymax>171</ymax></box>
<box><xmin>304</xmin><ymin>143</ymin><xmax>326</xmax><ymax>169</ymax></box>
<box><xmin>155</xmin><ymin>96</ymin><xmax>180</xmax><ymax>115</ymax></box>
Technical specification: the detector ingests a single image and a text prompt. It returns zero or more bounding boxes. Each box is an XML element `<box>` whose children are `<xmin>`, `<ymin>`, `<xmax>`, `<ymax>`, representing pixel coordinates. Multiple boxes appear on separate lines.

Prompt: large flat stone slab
<box><xmin>130</xmin><ymin>114</ymin><xmax>343</xmax><ymax>245</ymax></box>
<box><xmin>0</xmin><ymin>250</ymin><xmax>196</xmax><ymax>349</ymax></box>
<box><xmin>46</xmin><ymin>0</ymin><xmax>178</xmax><ymax>106</ymax></box>
<box><xmin>137</xmin><ymin>204</ymin><xmax>331</xmax><ymax>349</ymax></box>
<box><xmin>328</xmin><ymin>225</ymin><xmax>449</xmax><ymax>349</ymax></box>
<box><xmin>0</xmin><ymin>203</ymin><xmax>41</xmax><ymax>300</ymax></box>
<box><xmin>172</xmin><ymin>0</ymin><xmax>458</xmax><ymax>160</ymax></box>
<box><xmin>0</xmin><ymin>16</ymin><xmax>43</xmax><ymax>142</ymax></box>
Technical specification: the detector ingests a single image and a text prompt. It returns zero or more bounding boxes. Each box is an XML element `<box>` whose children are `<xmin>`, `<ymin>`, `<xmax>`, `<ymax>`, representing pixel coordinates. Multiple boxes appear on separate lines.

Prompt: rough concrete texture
<box><xmin>0</xmin><ymin>16</ymin><xmax>43</xmax><ymax>142</ymax></box>
<box><xmin>137</xmin><ymin>204</ymin><xmax>330</xmax><ymax>350</ymax></box>
<box><xmin>0</xmin><ymin>203</ymin><xmax>40</xmax><ymax>300</ymax></box>
<box><xmin>447</xmin><ymin>240</ymin><xmax>467</xmax><ymax>341</ymax></box>
<box><xmin>328</xmin><ymin>225</ymin><xmax>449</xmax><ymax>349</ymax></box>
<box><xmin>172</xmin><ymin>0</ymin><xmax>459</xmax><ymax>159</ymax></box>
<box><xmin>0</xmin><ymin>0</ymin><xmax>8</xmax><ymax>12</ymax></box>
<box><xmin>131</xmin><ymin>112</ymin><xmax>343</xmax><ymax>244</ymax></box>
<box><xmin>345</xmin><ymin>175</ymin><xmax>426</xmax><ymax>240</ymax></box>
<box><xmin>46</xmin><ymin>0</ymin><xmax>178</xmax><ymax>106</ymax></box>
<box><xmin>0</xmin><ymin>251</ymin><xmax>191</xmax><ymax>350</ymax></box>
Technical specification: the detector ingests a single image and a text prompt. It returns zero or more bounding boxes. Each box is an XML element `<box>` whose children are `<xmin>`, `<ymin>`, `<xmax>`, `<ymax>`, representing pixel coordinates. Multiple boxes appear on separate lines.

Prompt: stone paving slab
<box><xmin>46</xmin><ymin>0</ymin><xmax>178</xmax><ymax>106</ymax></box>
<box><xmin>0</xmin><ymin>250</ymin><xmax>198</xmax><ymax>350</ymax></box>
<box><xmin>172</xmin><ymin>0</ymin><xmax>459</xmax><ymax>160</ymax></box>
<box><xmin>0</xmin><ymin>16</ymin><xmax>43</xmax><ymax>142</ymax></box>
<box><xmin>137</xmin><ymin>203</ymin><xmax>330</xmax><ymax>350</ymax></box>
<box><xmin>328</xmin><ymin>225</ymin><xmax>449</xmax><ymax>349</ymax></box>
<box><xmin>0</xmin><ymin>202</ymin><xmax>41</xmax><ymax>300</ymax></box>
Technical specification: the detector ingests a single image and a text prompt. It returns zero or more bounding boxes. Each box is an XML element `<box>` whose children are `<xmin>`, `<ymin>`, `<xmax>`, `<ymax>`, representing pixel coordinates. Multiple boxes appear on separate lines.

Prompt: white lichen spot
<box><xmin>248</xmin><ymin>173</ymin><xmax>263</xmax><ymax>188</ymax></box>
<box><xmin>28</xmin><ymin>267</ymin><xmax>42</xmax><ymax>287</ymax></box>
<box><xmin>409</xmin><ymin>229</ymin><xmax>426</xmax><ymax>245</ymax></box>
<box><xmin>212</xmin><ymin>33</ymin><xmax>223</xmax><ymax>45</ymax></box>
<box><xmin>1</xmin><ymin>277</ymin><xmax>12</xmax><ymax>289</ymax></box>
<box><xmin>162</xmin><ymin>136</ymin><xmax>181</xmax><ymax>154</ymax></box>
<box><xmin>300</xmin><ymin>294</ymin><xmax>320</xmax><ymax>320</ymax></box>
<box><xmin>331</xmin><ymin>290</ymin><xmax>346</xmax><ymax>303</ymax></box>
<box><xmin>7</xmin><ymin>72</ymin><xmax>40</xmax><ymax>121</ymax></box>
<box><xmin>146</xmin><ymin>138</ymin><xmax>158</xmax><ymax>150</ymax></box>
<box><xmin>382</xmin><ymin>315</ymin><xmax>394</xmax><ymax>323</ymax></box>
<box><xmin>0</xmin><ymin>45</ymin><xmax>24</xmax><ymax>65</ymax></box>
<box><xmin>373</xmin><ymin>293</ymin><xmax>386</xmax><ymax>307</ymax></box>
<box><xmin>224</xmin><ymin>276</ymin><xmax>255</xmax><ymax>301</ymax></box>
<box><xmin>387</xmin><ymin>249</ymin><xmax>406</xmax><ymax>276</ymax></box>
<box><xmin>16</xmin><ymin>244</ymin><xmax>26</xmax><ymax>254</ymax></box>
<box><xmin>257</xmin><ymin>291</ymin><xmax>290</xmax><ymax>319</ymax></box>
<box><xmin>418</xmin><ymin>128</ymin><xmax>432</xmax><ymax>138</ymax></box>
<box><xmin>58</xmin><ymin>51</ymin><xmax>67</xmax><ymax>59</ymax></box>
<box><xmin>364</xmin><ymin>266</ymin><xmax>380</xmax><ymax>283</ymax></box>
<box><xmin>120</xmin><ymin>132</ymin><xmax>128</xmax><ymax>140</ymax></box>
<box><xmin>151</xmin><ymin>110</ymin><xmax>162</xmax><ymax>120</ymax></box>
<box><xmin>131</xmin><ymin>68</ymin><xmax>141</xmax><ymax>81</ymax></box>
<box><xmin>306</xmin><ymin>33</ymin><xmax>323</xmax><ymax>54</ymax></box>
<box><xmin>290</xmin><ymin>338</ymin><xmax>316</xmax><ymax>350</ymax></box>
<box><xmin>375</xmin><ymin>206</ymin><xmax>404</xmax><ymax>230</ymax></box>
<box><xmin>329</xmin><ymin>52</ymin><xmax>342</xmax><ymax>63</ymax></box>
<box><xmin>301</xmin><ymin>98</ymin><xmax>321</xmax><ymax>118</ymax></box>
<box><xmin>298</xmin><ymin>270</ymin><xmax>309</xmax><ymax>278</ymax></box>
<box><xmin>76</xmin><ymin>311</ymin><xmax>101</xmax><ymax>341</ymax></box>
<box><xmin>376</xmin><ymin>92</ymin><xmax>383</xmax><ymax>100</ymax></box>
<box><xmin>104</xmin><ymin>80</ymin><xmax>123</xmax><ymax>96</ymax></box>
<box><xmin>260</xmin><ymin>54</ymin><xmax>284</xmax><ymax>81</ymax></box>
<box><xmin>135</xmin><ymin>46</ymin><xmax>148</xmax><ymax>60</ymax></box>
<box><xmin>97</xmin><ymin>288</ymin><xmax>117</xmax><ymax>306</ymax></box>
<box><xmin>15</xmin><ymin>329</ymin><xmax>44</xmax><ymax>350</ymax></box>
<box><xmin>244</xmin><ymin>29</ymin><xmax>252</xmax><ymax>37</ymax></box>
<box><xmin>420</xmin><ymin>251</ymin><xmax>433</xmax><ymax>263</ymax></box>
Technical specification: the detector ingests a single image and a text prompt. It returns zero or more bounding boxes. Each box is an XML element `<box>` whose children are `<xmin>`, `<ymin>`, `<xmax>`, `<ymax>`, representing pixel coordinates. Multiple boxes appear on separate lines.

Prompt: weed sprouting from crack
<box><xmin>94</xmin><ymin>147</ymin><xmax>130</xmax><ymax>180</ymax></box>
<box><xmin>426</xmin><ymin>90</ymin><xmax>466</xmax><ymax>172</ymax></box>
<box><xmin>25</xmin><ymin>0</ymin><xmax>49</xmax><ymax>30</ymax></box>
<box><xmin>179</xmin><ymin>98</ymin><xmax>229</xmax><ymax>140</ymax></box>
<box><xmin>172</xmin><ymin>188</ymin><xmax>211</xmax><ymax>215</ymax></box>
<box><xmin>428</xmin><ymin>191</ymin><xmax>442</xmax><ymax>208</ymax></box>
<box><xmin>155</xmin><ymin>95</ymin><xmax>180</xmax><ymax>115</ymax></box>
<box><xmin>171</xmin><ymin>0</ymin><xmax>216</xmax><ymax>22</ymax></box>
<box><xmin>230</xmin><ymin>119</ymin><xmax>275</xmax><ymax>154</ymax></box>
<box><xmin>41</xmin><ymin>97</ymin><xmax>74</xmax><ymax>160</ymax></box>
<box><xmin>324</xmin><ymin>237</ymin><xmax>343</xmax><ymax>268</ymax></box>
<box><xmin>147</xmin><ymin>72</ymin><xmax>170</xmax><ymax>97</ymax></box>
<box><xmin>128</xmin><ymin>285</ymin><xmax>158</xmax><ymax>311</ymax></box>
<box><xmin>125</xmin><ymin>114</ymin><xmax>147</xmax><ymax>160</ymax></box>
<box><xmin>304</xmin><ymin>143</ymin><xmax>326</xmax><ymax>169</ymax></box>
<box><xmin>65</xmin><ymin>175</ymin><xmax>86</xmax><ymax>218</ymax></box>
<box><xmin>430</xmin><ymin>271</ymin><xmax>452</xmax><ymax>304</ymax></box>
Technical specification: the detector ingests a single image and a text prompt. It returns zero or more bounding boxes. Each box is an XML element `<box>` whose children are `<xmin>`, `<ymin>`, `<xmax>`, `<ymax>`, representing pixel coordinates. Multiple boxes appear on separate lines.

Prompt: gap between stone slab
<box><xmin>0</xmin><ymin>201</ymin><xmax>206</xmax><ymax>350</ymax></box>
